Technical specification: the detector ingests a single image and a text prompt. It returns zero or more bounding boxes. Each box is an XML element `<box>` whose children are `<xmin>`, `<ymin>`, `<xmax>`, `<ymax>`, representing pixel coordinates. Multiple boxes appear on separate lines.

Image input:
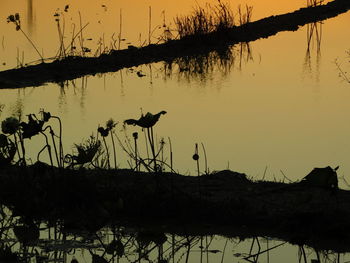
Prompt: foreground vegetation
<box><xmin>0</xmin><ymin>109</ymin><xmax>348</xmax><ymax>258</ymax></box>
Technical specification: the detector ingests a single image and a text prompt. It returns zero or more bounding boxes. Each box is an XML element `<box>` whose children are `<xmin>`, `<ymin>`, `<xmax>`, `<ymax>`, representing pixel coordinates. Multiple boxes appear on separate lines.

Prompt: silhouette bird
<box><xmin>124</xmin><ymin>111</ymin><xmax>166</xmax><ymax>128</ymax></box>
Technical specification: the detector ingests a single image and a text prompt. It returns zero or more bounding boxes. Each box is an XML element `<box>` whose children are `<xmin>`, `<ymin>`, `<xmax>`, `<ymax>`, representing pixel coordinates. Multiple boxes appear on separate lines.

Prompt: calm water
<box><xmin>0</xmin><ymin>205</ymin><xmax>348</xmax><ymax>263</ymax></box>
<box><xmin>1</xmin><ymin>0</ymin><xmax>350</xmax><ymax>261</ymax></box>
<box><xmin>0</xmin><ymin>1</ymin><xmax>350</xmax><ymax>179</ymax></box>
<box><xmin>1</xmin><ymin>0</ymin><xmax>350</xmax><ymax>182</ymax></box>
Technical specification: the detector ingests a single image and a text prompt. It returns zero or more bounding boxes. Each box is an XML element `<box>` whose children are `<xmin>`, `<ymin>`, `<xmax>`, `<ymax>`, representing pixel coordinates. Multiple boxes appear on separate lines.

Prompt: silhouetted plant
<box><xmin>7</xmin><ymin>13</ymin><xmax>43</xmax><ymax>61</ymax></box>
<box><xmin>1</xmin><ymin>117</ymin><xmax>24</xmax><ymax>164</ymax></box>
<box><xmin>192</xmin><ymin>143</ymin><xmax>200</xmax><ymax>176</ymax></box>
<box><xmin>174</xmin><ymin>1</ymin><xmax>253</xmax><ymax>39</ymax></box>
<box><xmin>174</xmin><ymin>1</ymin><xmax>235</xmax><ymax>38</ymax></box>
<box><xmin>124</xmin><ymin>111</ymin><xmax>167</xmax><ymax>172</ymax></box>
<box><xmin>1</xmin><ymin>110</ymin><xmax>64</xmax><ymax>167</ymax></box>
<box><xmin>0</xmin><ymin>134</ymin><xmax>16</xmax><ymax>166</ymax></box>
<box><xmin>133</xmin><ymin>132</ymin><xmax>139</xmax><ymax>171</ymax></box>
<box><xmin>65</xmin><ymin>135</ymin><xmax>101</xmax><ymax>168</ymax></box>
<box><xmin>19</xmin><ymin>113</ymin><xmax>56</xmax><ymax>166</ymax></box>
<box><xmin>98</xmin><ymin>118</ymin><xmax>118</xmax><ymax>169</ymax></box>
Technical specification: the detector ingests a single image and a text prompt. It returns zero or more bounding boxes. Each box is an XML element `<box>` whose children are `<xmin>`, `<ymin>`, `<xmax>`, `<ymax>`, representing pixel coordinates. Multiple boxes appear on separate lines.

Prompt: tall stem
<box><xmin>110</xmin><ymin>131</ymin><xmax>117</xmax><ymax>169</ymax></box>
<box><xmin>147</xmin><ymin>127</ymin><xmax>157</xmax><ymax>171</ymax></box>
<box><xmin>13</xmin><ymin>133</ymin><xmax>21</xmax><ymax>161</ymax></box>
<box><xmin>40</xmin><ymin>132</ymin><xmax>53</xmax><ymax>166</ymax></box>
<box><xmin>134</xmin><ymin>137</ymin><xmax>138</xmax><ymax>171</ymax></box>
<box><xmin>49</xmin><ymin>128</ymin><xmax>60</xmax><ymax>167</ymax></box>
<box><xmin>19</xmin><ymin>28</ymin><xmax>43</xmax><ymax>61</ymax></box>
<box><xmin>18</xmin><ymin>131</ymin><xmax>26</xmax><ymax>165</ymax></box>
<box><xmin>102</xmin><ymin>136</ymin><xmax>110</xmax><ymax>169</ymax></box>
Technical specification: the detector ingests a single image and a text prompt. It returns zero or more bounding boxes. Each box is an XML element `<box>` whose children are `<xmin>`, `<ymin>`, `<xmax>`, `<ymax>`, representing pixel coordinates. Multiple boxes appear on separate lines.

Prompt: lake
<box><xmin>0</xmin><ymin>0</ymin><xmax>350</xmax><ymax>261</ymax></box>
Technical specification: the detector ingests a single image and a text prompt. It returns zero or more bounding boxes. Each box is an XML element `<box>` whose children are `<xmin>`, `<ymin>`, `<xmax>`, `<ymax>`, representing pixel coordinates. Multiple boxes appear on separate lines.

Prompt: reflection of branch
<box><xmin>244</xmin><ymin>240</ymin><xmax>287</xmax><ymax>262</ymax></box>
<box><xmin>238</xmin><ymin>42</ymin><xmax>253</xmax><ymax>70</ymax></box>
<box><xmin>303</xmin><ymin>21</ymin><xmax>322</xmax><ymax>79</ymax></box>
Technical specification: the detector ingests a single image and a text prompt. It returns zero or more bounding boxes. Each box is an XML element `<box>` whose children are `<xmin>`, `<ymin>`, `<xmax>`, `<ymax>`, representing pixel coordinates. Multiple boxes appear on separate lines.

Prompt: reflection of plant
<box><xmin>7</xmin><ymin>13</ymin><xmax>43</xmax><ymax>61</ymax></box>
<box><xmin>124</xmin><ymin>111</ymin><xmax>167</xmax><ymax>172</ymax></box>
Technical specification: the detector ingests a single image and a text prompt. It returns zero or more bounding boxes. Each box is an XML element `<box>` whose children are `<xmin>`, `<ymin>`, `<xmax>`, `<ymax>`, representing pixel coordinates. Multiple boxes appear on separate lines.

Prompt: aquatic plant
<box><xmin>0</xmin><ymin>134</ymin><xmax>16</xmax><ymax>166</ymax></box>
<box><xmin>133</xmin><ymin>132</ymin><xmax>139</xmax><ymax>171</ymax></box>
<box><xmin>0</xmin><ymin>109</ymin><xmax>66</xmax><ymax>167</ymax></box>
<box><xmin>65</xmin><ymin>135</ymin><xmax>101</xmax><ymax>168</ymax></box>
<box><xmin>0</xmin><ymin>105</ymin><xmax>4</xmax><ymax>117</ymax></box>
<box><xmin>98</xmin><ymin>118</ymin><xmax>118</xmax><ymax>169</ymax></box>
<box><xmin>174</xmin><ymin>1</ymin><xmax>235</xmax><ymax>38</ymax></box>
<box><xmin>174</xmin><ymin>1</ymin><xmax>253</xmax><ymax>39</ymax></box>
<box><xmin>124</xmin><ymin>111</ymin><xmax>167</xmax><ymax>172</ymax></box>
<box><xmin>53</xmin><ymin>8</ymin><xmax>91</xmax><ymax>59</ymax></box>
<box><xmin>237</xmin><ymin>5</ymin><xmax>253</xmax><ymax>26</ymax></box>
<box><xmin>1</xmin><ymin>117</ymin><xmax>24</xmax><ymax>164</ymax></box>
<box><xmin>7</xmin><ymin>13</ymin><xmax>44</xmax><ymax>61</ymax></box>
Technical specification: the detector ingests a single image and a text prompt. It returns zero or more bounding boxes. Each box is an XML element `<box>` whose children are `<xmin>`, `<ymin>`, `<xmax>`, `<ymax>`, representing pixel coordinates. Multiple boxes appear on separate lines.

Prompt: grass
<box><xmin>174</xmin><ymin>1</ymin><xmax>252</xmax><ymax>39</ymax></box>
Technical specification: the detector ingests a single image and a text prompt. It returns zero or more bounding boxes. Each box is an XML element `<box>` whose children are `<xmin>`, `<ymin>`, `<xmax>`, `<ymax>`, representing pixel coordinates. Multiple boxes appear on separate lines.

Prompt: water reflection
<box><xmin>27</xmin><ymin>0</ymin><xmax>35</xmax><ymax>36</ymax></box>
<box><xmin>303</xmin><ymin>0</ymin><xmax>323</xmax><ymax>83</ymax></box>
<box><xmin>303</xmin><ymin>21</ymin><xmax>322</xmax><ymax>82</ymax></box>
<box><xmin>164</xmin><ymin>43</ymin><xmax>253</xmax><ymax>83</ymax></box>
<box><xmin>0</xmin><ymin>204</ymin><xmax>349</xmax><ymax>263</ymax></box>
<box><xmin>57</xmin><ymin>77</ymin><xmax>88</xmax><ymax>116</ymax></box>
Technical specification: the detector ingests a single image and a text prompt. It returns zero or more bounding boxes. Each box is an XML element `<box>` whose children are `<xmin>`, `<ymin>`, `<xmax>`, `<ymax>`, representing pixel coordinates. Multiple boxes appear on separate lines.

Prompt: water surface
<box><xmin>0</xmin><ymin>1</ymin><xmax>350</xmax><ymax>181</ymax></box>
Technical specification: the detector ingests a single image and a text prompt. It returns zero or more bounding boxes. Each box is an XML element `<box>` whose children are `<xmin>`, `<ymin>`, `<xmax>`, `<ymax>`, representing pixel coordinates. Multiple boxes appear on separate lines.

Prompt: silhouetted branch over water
<box><xmin>0</xmin><ymin>0</ymin><xmax>349</xmax><ymax>89</ymax></box>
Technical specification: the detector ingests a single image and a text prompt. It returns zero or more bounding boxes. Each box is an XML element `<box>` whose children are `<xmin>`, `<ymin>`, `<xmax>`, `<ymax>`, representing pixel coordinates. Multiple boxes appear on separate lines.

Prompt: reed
<box><xmin>174</xmin><ymin>1</ymin><xmax>254</xmax><ymax>39</ymax></box>
<box><xmin>174</xmin><ymin>1</ymin><xmax>235</xmax><ymax>39</ymax></box>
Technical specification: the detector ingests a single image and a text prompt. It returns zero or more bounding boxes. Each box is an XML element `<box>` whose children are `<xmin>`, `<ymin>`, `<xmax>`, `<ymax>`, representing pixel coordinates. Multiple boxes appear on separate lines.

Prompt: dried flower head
<box><xmin>1</xmin><ymin>117</ymin><xmax>20</xmax><ymax>135</ymax></box>
<box><xmin>106</xmin><ymin>118</ymin><xmax>117</xmax><ymax>131</ymax></box>
<box><xmin>98</xmin><ymin>127</ymin><xmax>109</xmax><ymax>137</ymax></box>
<box><xmin>20</xmin><ymin>114</ymin><xmax>44</xmax><ymax>139</ymax></box>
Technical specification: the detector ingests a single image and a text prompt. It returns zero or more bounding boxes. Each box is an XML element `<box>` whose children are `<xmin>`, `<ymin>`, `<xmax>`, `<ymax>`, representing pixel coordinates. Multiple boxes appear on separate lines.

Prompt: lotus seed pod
<box><xmin>7</xmin><ymin>15</ymin><xmax>15</xmax><ymax>23</ymax></box>
<box><xmin>1</xmin><ymin>117</ymin><xmax>20</xmax><ymax>135</ymax></box>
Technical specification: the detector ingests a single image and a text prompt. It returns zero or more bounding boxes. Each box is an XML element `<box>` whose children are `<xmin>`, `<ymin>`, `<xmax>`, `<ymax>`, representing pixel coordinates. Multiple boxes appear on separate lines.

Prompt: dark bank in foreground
<box><xmin>0</xmin><ymin>0</ymin><xmax>349</xmax><ymax>89</ymax></box>
<box><xmin>0</xmin><ymin>164</ymin><xmax>347</xmax><ymax>253</ymax></box>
